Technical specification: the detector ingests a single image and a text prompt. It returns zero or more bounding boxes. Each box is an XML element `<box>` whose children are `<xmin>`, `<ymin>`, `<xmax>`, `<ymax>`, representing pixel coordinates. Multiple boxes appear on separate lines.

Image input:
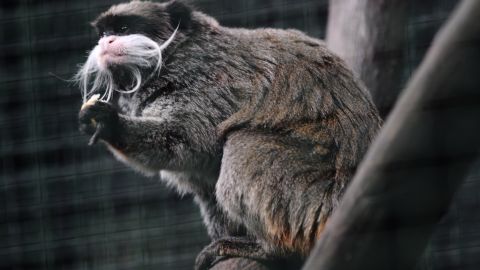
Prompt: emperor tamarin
<box><xmin>76</xmin><ymin>0</ymin><xmax>382</xmax><ymax>269</ymax></box>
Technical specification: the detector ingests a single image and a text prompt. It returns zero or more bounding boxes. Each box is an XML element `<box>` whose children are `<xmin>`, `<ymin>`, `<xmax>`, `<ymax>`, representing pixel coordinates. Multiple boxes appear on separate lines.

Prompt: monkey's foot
<box><xmin>195</xmin><ymin>237</ymin><xmax>269</xmax><ymax>270</ymax></box>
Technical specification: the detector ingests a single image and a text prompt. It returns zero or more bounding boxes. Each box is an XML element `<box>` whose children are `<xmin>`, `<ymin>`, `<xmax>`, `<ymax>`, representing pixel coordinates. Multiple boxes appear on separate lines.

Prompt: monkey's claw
<box><xmin>195</xmin><ymin>247</ymin><xmax>222</xmax><ymax>270</ymax></box>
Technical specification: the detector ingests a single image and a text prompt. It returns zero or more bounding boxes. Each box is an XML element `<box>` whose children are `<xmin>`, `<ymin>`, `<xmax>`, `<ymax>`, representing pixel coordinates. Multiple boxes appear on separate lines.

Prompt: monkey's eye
<box><xmin>97</xmin><ymin>29</ymin><xmax>109</xmax><ymax>38</ymax></box>
<box><xmin>119</xmin><ymin>26</ymin><xmax>128</xmax><ymax>33</ymax></box>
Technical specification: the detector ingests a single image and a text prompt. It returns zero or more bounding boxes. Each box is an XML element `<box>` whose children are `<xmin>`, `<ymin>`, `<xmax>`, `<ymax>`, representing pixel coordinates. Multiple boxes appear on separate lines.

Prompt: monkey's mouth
<box><xmin>101</xmin><ymin>51</ymin><xmax>124</xmax><ymax>56</ymax></box>
<box><xmin>98</xmin><ymin>51</ymin><xmax>126</xmax><ymax>68</ymax></box>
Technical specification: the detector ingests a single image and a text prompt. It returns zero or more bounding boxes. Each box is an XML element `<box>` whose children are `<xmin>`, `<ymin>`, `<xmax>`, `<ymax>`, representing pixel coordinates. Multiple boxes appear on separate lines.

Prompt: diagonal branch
<box><xmin>326</xmin><ymin>0</ymin><xmax>408</xmax><ymax>118</ymax></box>
<box><xmin>303</xmin><ymin>1</ymin><xmax>480</xmax><ymax>269</ymax></box>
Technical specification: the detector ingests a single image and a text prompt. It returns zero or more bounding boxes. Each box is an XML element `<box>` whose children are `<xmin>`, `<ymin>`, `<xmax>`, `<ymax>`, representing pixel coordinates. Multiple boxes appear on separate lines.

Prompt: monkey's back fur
<box><xmin>209</xmin><ymin>28</ymin><xmax>381</xmax><ymax>256</ymax></box>
<box><xmin>80</xmin><ymin>1</ymin><xmax>382</xmax><ymax>264</ymax></box>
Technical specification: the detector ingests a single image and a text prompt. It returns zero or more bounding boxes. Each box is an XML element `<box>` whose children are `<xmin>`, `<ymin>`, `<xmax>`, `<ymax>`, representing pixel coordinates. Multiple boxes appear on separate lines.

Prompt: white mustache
<box><xmin>75</xmin><ymin>29</ymin><xmax>178</xmax><ymax>103</ymax></box>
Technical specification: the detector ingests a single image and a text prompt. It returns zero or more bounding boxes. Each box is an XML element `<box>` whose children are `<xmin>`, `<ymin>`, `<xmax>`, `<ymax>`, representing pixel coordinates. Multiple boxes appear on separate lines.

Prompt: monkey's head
<box><xmin>75</xmin><ymin>0</ymin><xmax>193</xmax><ymax>102</ymax></box>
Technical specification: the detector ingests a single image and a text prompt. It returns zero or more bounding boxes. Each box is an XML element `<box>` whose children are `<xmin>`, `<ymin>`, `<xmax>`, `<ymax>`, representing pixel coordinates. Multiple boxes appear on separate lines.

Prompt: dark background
<box><xmin>1</xmin><ymin>0</ymin><xmax>478</xmax><ymax>269</ymax></box>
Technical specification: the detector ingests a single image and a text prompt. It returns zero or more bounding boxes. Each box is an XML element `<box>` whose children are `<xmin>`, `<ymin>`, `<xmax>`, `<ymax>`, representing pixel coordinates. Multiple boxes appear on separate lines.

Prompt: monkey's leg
<box><xmin>194</xmin><ymin>191</ymin><xmax>247</xmax><ymax>241</ymax></box>
<box><xmin>195</xmin><ymin>237</ymin><xmax>270</xmax><ymax>270</ymax></box>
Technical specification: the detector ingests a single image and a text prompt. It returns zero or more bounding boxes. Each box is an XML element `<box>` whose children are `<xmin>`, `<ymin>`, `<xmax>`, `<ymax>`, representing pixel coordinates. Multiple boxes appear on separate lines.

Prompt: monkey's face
<box><xmin>75</xmin><ymin>1</ymin><xmax>191</xmax><ymax>102</ymax></box>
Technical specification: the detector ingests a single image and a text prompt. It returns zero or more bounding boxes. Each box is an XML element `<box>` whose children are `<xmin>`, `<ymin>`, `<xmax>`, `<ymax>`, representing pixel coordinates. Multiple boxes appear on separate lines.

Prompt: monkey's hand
<box><xmin>79</xmin><ymin>96</ymin><xmax>119</xmax><ymax>145</ymax></box>
<box><xmin>195</xmin><ymin>237</ymin><xmax>269</xmax><ymax>270</ymax></box>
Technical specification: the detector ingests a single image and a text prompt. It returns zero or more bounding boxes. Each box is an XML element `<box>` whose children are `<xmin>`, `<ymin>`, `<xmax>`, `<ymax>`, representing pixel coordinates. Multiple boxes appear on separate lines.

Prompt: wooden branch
<box><xmin>303</xmin><ymin>1</ymin><xmax>480</xmax><ymax>269</ymax></box>
<box><xmin>209</xmin><ymin>256</ymin><xmax>300</xmax><ymax>270</ymax></box>
<box><xmin>210</xmin><ymin>258</ymin><xmax>270</xmax><ymax>270</ymax></box>
<box><xmin>326</xmin><ymin>0</ymin><xmax>408</xmax><ymax>117</ymax></box>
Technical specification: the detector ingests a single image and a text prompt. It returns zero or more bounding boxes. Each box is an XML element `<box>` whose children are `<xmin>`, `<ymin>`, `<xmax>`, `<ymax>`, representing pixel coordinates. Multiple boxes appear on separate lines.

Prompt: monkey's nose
<box><xmin>99</xmin><ymin>36</ymin><xmax>117</xmax><ymax>48</ymax></box>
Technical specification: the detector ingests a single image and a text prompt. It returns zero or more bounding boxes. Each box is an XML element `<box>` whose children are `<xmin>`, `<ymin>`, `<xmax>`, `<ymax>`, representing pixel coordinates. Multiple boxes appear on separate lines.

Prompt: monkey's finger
<box><xmin>88</xmin><ymin>122</ymin><xmax>104</xmax><ymax>145</ymax></box>
<box><xmin>91</xmin><ymin>118</ymin><xmax>97</xmax><ymax>128</ymax></box>
<box><xmin>195</xmin><ymin>251</ymin><xmax>217</xmax><ymax>270</ymax></box>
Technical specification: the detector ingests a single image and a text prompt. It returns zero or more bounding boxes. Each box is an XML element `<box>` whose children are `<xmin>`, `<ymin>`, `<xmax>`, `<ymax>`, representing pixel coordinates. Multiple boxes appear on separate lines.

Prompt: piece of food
<box><xmin>81</xmin><ymin>94</ymin><xmax>100</xmax><ymax>110</ymax></box>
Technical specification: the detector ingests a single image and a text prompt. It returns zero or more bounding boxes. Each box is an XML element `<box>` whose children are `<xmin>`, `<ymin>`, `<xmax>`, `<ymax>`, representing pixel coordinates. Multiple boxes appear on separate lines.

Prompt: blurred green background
<box><xmin>1</xmin><ymin>0</ymin><xmax>478</xmax><ymax>269</ymax></box>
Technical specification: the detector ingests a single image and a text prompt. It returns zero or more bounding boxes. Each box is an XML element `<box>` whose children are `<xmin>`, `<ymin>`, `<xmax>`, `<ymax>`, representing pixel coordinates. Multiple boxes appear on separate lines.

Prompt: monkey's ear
<box><xmin>165</xmin><ymin>0</ymin><xmax>193</xmax><ymax>30</ymax></box>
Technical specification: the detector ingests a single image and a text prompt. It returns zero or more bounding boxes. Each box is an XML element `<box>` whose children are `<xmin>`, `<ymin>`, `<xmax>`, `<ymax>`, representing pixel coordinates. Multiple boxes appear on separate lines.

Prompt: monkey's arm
<box><xmin>79</xmin><ymin>100</ymin><xmax>219</xmax><ymax>173</ymax></box>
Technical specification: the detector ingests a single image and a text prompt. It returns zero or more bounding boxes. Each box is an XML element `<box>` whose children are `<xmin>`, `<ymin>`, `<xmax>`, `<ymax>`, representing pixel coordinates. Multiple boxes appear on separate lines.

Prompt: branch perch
<box><xmin>326</xmin><ymin>0</ymin><xmax>408</xmax><ymax>117</ymax></box>
<box><xmin>303</xmin><ymin>1</ymin><xmax>480</xmax><ymax>269</ymax></box>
